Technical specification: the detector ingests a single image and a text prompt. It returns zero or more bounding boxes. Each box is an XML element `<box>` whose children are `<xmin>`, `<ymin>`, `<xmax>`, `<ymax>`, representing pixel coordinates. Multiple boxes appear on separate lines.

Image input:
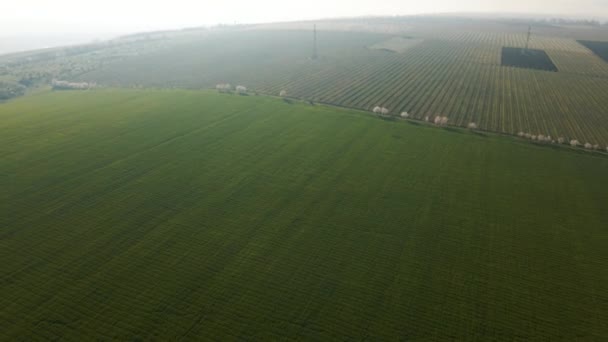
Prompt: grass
<box><xmin>1</xmin><ymin>89</ymin><xmax>607</xmax><ymax>340</ymax></box>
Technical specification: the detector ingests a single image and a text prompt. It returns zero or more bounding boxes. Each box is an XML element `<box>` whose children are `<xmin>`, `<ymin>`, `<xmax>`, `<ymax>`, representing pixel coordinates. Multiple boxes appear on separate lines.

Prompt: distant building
<box><xmin>52</xmin><ymin>79</ymin><xmax>95</xmax><ymax>90</ymax></box>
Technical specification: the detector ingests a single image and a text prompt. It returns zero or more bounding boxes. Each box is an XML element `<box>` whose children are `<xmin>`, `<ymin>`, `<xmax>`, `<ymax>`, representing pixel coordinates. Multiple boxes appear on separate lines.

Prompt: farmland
<box><xmin>369</xmin><ymin>36</ymin><xmax>424</xmax><ymax>53</ymax></box>
<box><xmin>2</xmin><ymin>18</ymin><xmax>608</xmax><ymax>146</ymax></box>
<box><xmin>1</xmin><ymin>89</ymin><xmax>607</xmax><ymax>340</ymax></box>
<box><xmin>77</xmin><ymin>25</ymin><xmax>608</xmax><ymax>147</ymax></box>
<box><xmin>579</xmin><ymin>40</ymin><xmax>608</xmax><ymax>62</ymax></box>
<box><xmin>501</xmin><ymin>47</ymin><xmax>558</xmax><ymax>72</ymax></box>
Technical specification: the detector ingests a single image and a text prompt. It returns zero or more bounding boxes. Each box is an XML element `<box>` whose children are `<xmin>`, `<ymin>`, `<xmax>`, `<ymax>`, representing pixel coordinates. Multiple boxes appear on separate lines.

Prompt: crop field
<box><xmin>3</xmin><ymin>18</ymin><xmax>608</xmax><ymax>145</ymax></box>
<box><xmin>501</xmin><ymin>47</ymin><xmax>558</xmax><ymax>72</ymax></box>
<box><xmin>51</xmin><ymin>24</ymin><xmax>608</xmax><ymax>147</ymax></box>
<box><xmin>369</xmin><ymin>37</ymin><xmax>424</xmax><ymax>53</ymax></box>
<box><xmin>579</xmin><ymin>40</ymin><xmax>608</xmax><ymax>62</ymax></box>
<box><xmin>1</xmin><ymin>89</ymin><xmax>607</xmax><ymax>340</ymax></box>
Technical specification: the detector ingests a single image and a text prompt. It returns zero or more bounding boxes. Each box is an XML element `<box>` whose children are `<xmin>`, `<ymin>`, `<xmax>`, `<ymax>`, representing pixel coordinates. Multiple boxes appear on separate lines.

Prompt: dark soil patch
<box><xmin>578</xmin><ymin>40</ymin><xmax>608</xmax><ymax>62</ymax></box>
<box><xmin>501</xmin><ymin>47</ymin><xmax>558</xmax><ymax>72</ymax></box>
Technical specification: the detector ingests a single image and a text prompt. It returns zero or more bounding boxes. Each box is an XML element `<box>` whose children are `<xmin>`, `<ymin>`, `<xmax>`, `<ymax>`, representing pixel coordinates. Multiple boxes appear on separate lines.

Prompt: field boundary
<box><xmin>226</xmin><ymin>88</ymin><xmax>608</xmax><ymax>156</ymax></box>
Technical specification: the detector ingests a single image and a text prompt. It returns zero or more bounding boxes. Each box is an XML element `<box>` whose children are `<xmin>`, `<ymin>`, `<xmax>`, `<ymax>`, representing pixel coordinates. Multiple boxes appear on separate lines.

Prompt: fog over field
<box><xmin>0</xmin><ymin>33</ymin><xmax>118</xmax><ymax>55</ymax></box>
<box><xmin>1</xmin><ymin>0</ymin><xmax>607</xmax><ymax>54</ymax></box>
<box><xmin>2</xmin><ymin>0</ymin><xmax>608</xmax><ymax>340</ymax></box>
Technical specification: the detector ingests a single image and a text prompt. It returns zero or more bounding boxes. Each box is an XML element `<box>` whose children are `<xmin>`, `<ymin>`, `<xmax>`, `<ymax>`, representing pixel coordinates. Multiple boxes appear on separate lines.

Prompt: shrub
<box><xmin>0</xmin><ymin>81</ymin><xmax>26</xmax><ymax>100</ymax></box>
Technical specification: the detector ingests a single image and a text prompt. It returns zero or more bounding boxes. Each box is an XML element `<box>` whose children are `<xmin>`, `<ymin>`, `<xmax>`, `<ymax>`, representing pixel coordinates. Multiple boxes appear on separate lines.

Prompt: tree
<box><xmin>434</xmin><ymin>116</ymin><xmax>448</xmax><ymax>126</ymax></box>
<box><xmin>557</xmin><ymin>137</ymin><xmax>565</xmax><ymax>144</ymax></box>
<box><xmin>0</xmin><ymin>81</ymin><xmax>26</xmax><ymax>100</ymax></box>
<box><xmin>373</xmin><ymin>106</ymin><xmax>389</xmax><ymax>115</ymax></box>
<box><xmin>570</xmin><ymin>139</ymin><xmax>580</xmax><ymax>147</ymax></box>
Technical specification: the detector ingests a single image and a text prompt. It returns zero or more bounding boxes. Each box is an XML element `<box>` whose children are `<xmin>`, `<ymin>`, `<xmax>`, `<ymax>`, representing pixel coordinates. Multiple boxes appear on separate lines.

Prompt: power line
<box><xmin>312</xmin><ymin>24</ymin><xmax>318</xmax><ymax>60</ymax></box>
<box><xmin>526</xmin><ymin>25</ymin><xmax>532</xmax><ymax>51</ymax></box>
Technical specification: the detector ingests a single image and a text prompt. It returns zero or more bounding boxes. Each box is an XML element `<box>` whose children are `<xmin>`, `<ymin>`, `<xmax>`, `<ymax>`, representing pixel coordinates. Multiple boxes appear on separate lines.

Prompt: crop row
<box><xmin>249</xmin><ymin>40</ymin><xmax>608</xmax><ymax>146</ymax></box>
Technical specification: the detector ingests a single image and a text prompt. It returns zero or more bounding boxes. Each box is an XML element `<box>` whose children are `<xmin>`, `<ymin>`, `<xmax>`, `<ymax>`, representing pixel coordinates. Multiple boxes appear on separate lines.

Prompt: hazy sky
<box><xmin>2</xmin><ymin>0</ymin><xmax>608</xmax><ymax>35</ymax></box>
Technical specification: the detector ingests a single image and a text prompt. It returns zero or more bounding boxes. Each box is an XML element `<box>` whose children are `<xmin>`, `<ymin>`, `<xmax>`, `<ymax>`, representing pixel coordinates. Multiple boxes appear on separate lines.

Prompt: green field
<box><xmin>1</xmin><ymin>90</ymin><xmax>607</xmax><ymax>340</ymax></box>
<box><xmin>72</xmin><ymin>28</ymin><xmax>608</xmax><ymax>147</ymax></box>
<box><xmin>69</xmin><ymin>25</ymin><xmax>608</xmax><ymax>147</ymax></box>
<box><xmin>3</xmin><ymin>18</ymin><xmax>608</xmax><ymax>146</ymax></box>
